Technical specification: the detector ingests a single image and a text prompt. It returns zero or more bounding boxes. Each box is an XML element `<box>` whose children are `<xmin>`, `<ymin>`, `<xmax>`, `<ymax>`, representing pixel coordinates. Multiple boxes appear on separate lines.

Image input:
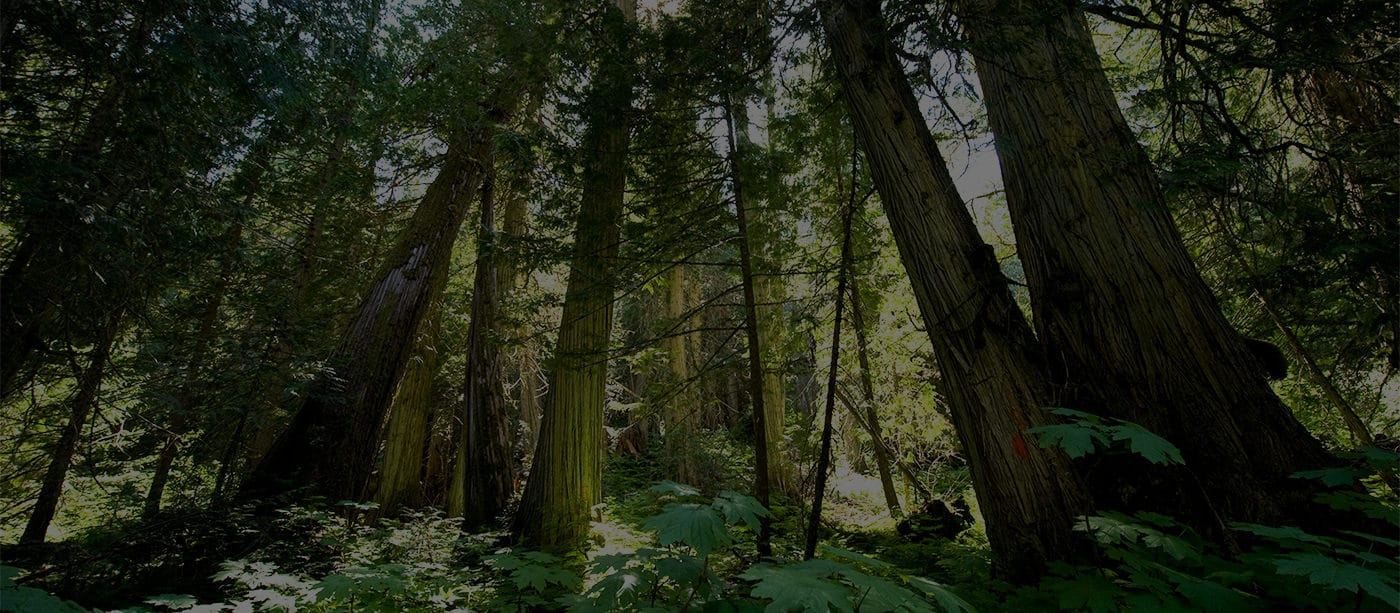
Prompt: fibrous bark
<box><xmin>513</xmin><ymin>0</ymin><xmax>636</xmax><ymax>551</ymax></box>
<box><xmin>244</xmin><ymin>127</ymin><xmax>496</xmax><ymax>502</ymax></box>
<box><xmin>958</xmin><ymin>0</ymin><xmax>1345</xmax><ymax>535</ymax></box>
<box><xmin>820</xmin><ymin>0</ymin><xmax>1092</xmax><ymax>581</ymax></box>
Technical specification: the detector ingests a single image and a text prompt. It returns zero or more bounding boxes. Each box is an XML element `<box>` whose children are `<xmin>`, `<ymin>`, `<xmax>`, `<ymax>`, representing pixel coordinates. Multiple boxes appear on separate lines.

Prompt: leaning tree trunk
<box><xmin>242</xmin><ymin>127</ymin><xmax>495</xmax><ymax>502</ymax></box>
<box><xmin>373</xmin><ymin>300</ymin><xmax>442</xmax><ymax>516</ymax></box>
<box><xmin>21</xmin><ymin>309</ymin><xmax>124</xmax><ymax>544</ymax></box>
<box><xmin>957</xmin><ymin>0</ymin><xmax>1346</xmax><ymax>536</ymax></box>
<box><xmin>513</xmin><ymin>0</ymin><xmax>635</xmax><ymax>551</ymax></box>
<box><xmin>458</xmin><ymin>168</ymin><xmax>517</xmax><ymax>529</ymax></box>
<box><xmin>820</xmin><ymin>0</ymin><xmax>1092</xmax><ymax>582</ymax></box>
<box><xmin>804</xmin><ymin>169</ymin><xmax>856</xmax><ymax>560</ymax></box>
<box><xmin>848</xmin><ymin>275</ymin><xmax>901</xmax><ymax>519</ymax></box>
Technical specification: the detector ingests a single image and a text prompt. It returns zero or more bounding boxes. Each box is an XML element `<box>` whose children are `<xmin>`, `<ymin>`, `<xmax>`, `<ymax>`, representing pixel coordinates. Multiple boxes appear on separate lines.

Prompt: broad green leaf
<box><xmin>906</xmin><ymin>576</ymin><xmax>975</xmax><ymax>613</ymax></box>
<box><xmin>1</xmin><ymin>585</ymin><xmax>91</xmax><ymax>613</ymax></box>
<box><xmin>819</xmin><ymin>544</ymin><xmax>895</xmax><ymax>569</ymax></box>
<box><xmin>1076</xmin><ymin>514</ymin><xmax>1146</xmax><ymax>544</ymax></box>
<box><xmin>1046</xmin><ymin>408</ymin><xmax>1101</xmax><ymax>423</ymax></box>
<box><xmin>1029</xmin><ymin>424</ymin><xmax>1106</xmax><ymax>458</ymax></box>
<box><xmin>513</xmin><ymin>564</ymin><xmax>579</xmax><ymax>592</ymax></box>
<box><xmin>1108</xmin><ymin>424</ymin><xmax>1184</xmax><ymax>465</ymax></box>
<box><xmin>521</xmin><ymin>550</ymin><xmax>564</xmax><ymax>564</ymax></box>
<box><xmin>1338</xmin><ymin>530</ymin><xmax>1400</xmax><ymax>548</ymax></box>
<box><xmin>741</xmin><ymin>564</ymin><xmax>853</xmax><ymax>613</ymax></box>
<box><xmin>1274</xmin><ymin>552</ymin><xmax>1400</xmax><ymax>604</ymax></box>
<box><xmin>713</xmin><ymin>490</ymin><xmax>771</xmax><ymax>532</ymax></box>
<box><xmin>835</xmin><ymin>567</ymin><xmax>931</xmax><ymax>612</ymax></box>
<box><xmin>146</xmin><ymin>594</ymin><xmax>200</xmax><ymax>610</ymax></box>
<box><xmin>1048</xmin><ymin>575</ymin><xmax>1119</xmax><ymax>613</ymax></box>
<box><xmin>590</xmin><ymin>553</ymin><xmax>633</xmax><ymax>574</ymax></box>
<box><xmin>699</xmin><ymin>599</ymin><xmax>767</xmax><ymax>612</ymax></box>
<box><xmin>651</xmin><ymin>481</ymin><xmax>703</xmax><ymax>498</ymax></box>
<box><xmin>484</xmin><ymin>552</ymin><xmax>527</xmax><ymax>570</ymax></box>
<box><xmin>1140</xmin><ymin>529</ymin><xmax>1198</xmax><ymax>561</ymax></box>
<box><xmin>1232</xmin><ymin>524</ymin><xmax>1327</xmax><ymax>546</ymax></box>
<box><xmin>1290</xmin><ymin>467</ymin><xmax>1357</xmax><ymax>487</ymax></box>
<box><xmin>656</xmin><ymin>555</ymin><xmax>705</xmax><ymax>586</ymax></box>
<box><xmin>643</xmin><ymin>503</ymin><xmax>731</xmax><ymax>557</ymax></box>
<box><xmin>246</xmin><ymin>588</ymin><xmax>297</xmax><ymax>610</ymax></box>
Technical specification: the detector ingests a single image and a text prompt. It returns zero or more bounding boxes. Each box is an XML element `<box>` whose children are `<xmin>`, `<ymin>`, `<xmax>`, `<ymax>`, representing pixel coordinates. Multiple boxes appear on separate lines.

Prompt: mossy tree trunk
<box><xmin>820</xmin><ymin>0</ymin><xmax>1092</xmax><ymax>582</ymax></box>
<box><xmin>244</xmin><ymin>127</ymin><xmax>495</xmax><ymax>502</ymax></box>
<box><xmin>665</xmin><ymin>265</ymin><xmax>702</xmax><ymax>485</ymax></box>
<box><xmin>373</xmin><ymin>299</ymin><xmax>442</xmax><ymax>516</ymax></box>
<box><xmin>513</xmin><ymin>0</ymin><xmax>636</xmax><ymax>551</ymax></box>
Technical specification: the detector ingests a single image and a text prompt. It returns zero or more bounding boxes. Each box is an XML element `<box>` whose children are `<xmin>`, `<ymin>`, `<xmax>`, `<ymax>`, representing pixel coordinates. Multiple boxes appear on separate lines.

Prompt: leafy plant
<box><xmin>1029</xmin><ymin>408</ymin><xmax>1184</xmax><ymax>464</ymax></box>
<box><xmin>1</xmin><ymin>566</ymin><xmax>88</xmax><ymax>613</ymax></box>
<box><xmin>570</xmin><ymin>482</ymin><xmax>973</xmax><ymax>612</ymax></box>
<box><xmin>1026</xmin><ymin>416</ymin><xmax>1400</xmax><ymax>611</ymax></box>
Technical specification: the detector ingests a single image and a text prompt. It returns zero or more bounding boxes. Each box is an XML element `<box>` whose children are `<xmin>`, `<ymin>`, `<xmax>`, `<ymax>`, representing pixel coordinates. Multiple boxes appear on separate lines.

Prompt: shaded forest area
<box><xmin>1</xmin><ymin>0</ymin><xmax>1397</xmax><ymax>610</ymax></box>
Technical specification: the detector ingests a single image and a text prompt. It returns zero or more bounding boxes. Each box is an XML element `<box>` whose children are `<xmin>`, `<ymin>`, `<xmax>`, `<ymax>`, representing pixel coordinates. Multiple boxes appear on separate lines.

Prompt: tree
<box><xmin>455</xmin><ymin>166</ymin><xmax>517</xmax><ymax>528</ymax></box>
<box><xmin>514</xmin><ymin>0</ymin><xmax>637</xmax><ymax>551</ymax></box>
<box><xmin>958</xmin><ymin>0</ymin><xmax>1352</xmax><ymax>535</ymax></box>
<box><xmin>819</xmin><ymin>0</ymin><xmax>1092</xmax><ymax>581</ymax></box>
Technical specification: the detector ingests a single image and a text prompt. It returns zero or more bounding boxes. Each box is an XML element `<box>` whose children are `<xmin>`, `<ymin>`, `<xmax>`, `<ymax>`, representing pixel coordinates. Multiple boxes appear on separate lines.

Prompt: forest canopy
<box><xmin>0</xmin><ymin>0</ymin><xmax>1396</xmax><ymax>610</ymax></box>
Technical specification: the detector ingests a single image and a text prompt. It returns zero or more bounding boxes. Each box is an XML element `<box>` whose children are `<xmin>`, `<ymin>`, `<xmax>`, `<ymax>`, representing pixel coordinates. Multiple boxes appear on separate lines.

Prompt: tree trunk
<box><xmin>665</xmin><ymin>265</ymin><xmax>702</xmax><ymax>485</ymax></box>
<box><xmin>724</xmin><ymin>99</ymin><xmax>776</xmax><ymax>558</ymax></box>
<box><xmin>958</xmin><ymin>0</ymin><xmax>1344</xmax><ymax>535</ymax></box>
<box><xmin>805</xmin><ymin>169</ymin><xmax>856</xmax><ymax>560</ymax></box>
<box><xmin>848</xmin><ymin>275</ymin><xmax>901</xmax><ymax>519</ymax></box>
<box><xmin>459</xmin><ymin>169</ymin><xmax>517</xmax><ymax>529</ymax></box>
<box><xmin>820</xmin><ymin>0</ymin><xmax>1092</xmax><ymax>581</ymax></box>
<box><xmin>513</xmin><ymin>0</ymin><xmax>635</xmax><ymax>551</ymax></box>
<box><xmin>243</xmin><ymin>126</ymin><xmax>496</xmax><ymax>502</ymax></box>
<box><xmin>500</xmin><ymin>184</ymin><xmax>542</xmax><ymax>458</ymax></box>
<box><xmin>21</xmin><ymin>309</ymin><xmax>123</xmax><ymax>544</ymax></box>
<box><xmin>373</xmin><ymin>300</ymin><xmax>442</xmax><ymax>516</ymax></box>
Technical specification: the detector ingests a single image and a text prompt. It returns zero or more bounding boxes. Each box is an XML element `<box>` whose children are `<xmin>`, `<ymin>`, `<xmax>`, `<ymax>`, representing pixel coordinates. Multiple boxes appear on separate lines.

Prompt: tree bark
<box><xmin>373</xmin><ymin>300</ymin><xmax>442</xmax><ymax>516</ymax></box>
<box><xmin>958</xmin><ymin>0</ymin><xmax>1344</xmax><ymax>535</ymax></box>
<box><xmin>847</xmin><ymin>275</ymin><xmax>901</xmax><ymax>519</ymax></box>
<box><xmin>724</xmin><ymin>99</ymin><xmax>776</xmax><ymax>558</ymax></box>
<box><xmin>820</xmin><ymin>0</ymin><xmax>1092</xmax><ymax>581</ymax></box>
<box><xmin>459</xmin><ymin>168</ymin><xmax>517</xmax><ymax>529</ymax></box>
<box><xmin>243</xmin><ymin>126</ymin><xmax>496</xmax><ymax>502</ymax></box>
<box><xmin>665</xmin><ymin>265</ymin><xmax>702</xmax><ymax>485</ymax></box>
<box><xmin>21</xmin><ymin>309</ymin><xmax>123</xmax><ymax>544</ymax></box>
<box><xmin>513</xmin><ymin>0</ymin><xmax>635</xmax><ymax>551</ymax></box>
<box><xmin>805</xmin><ymin>166</ymin><xmax>856</xmax><ymax>560</ymax></box>
<box><xmin>732</xmin><ymin>105</ymin><xmax>792</xmax><ymax>497</ymax></box>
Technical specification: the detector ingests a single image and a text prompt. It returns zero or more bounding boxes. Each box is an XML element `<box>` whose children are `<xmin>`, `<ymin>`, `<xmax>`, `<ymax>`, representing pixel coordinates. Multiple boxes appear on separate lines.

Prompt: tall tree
<box><xmin>456</xmin><ymin>166</ymin><xmax>517</xmax><ymax>528</ymax></box>
<box><xmin>819</xmin><ymin>0</ymin><xmax>1092</xmax><ymax>581</ymax></box>
<box><xmin>373</xmin><ymin>301</ymin><xmax>443</xmax><ymax>515</ymax></box>
<box><xmin>957</xmin><ymin>0</ymin><xmax>1351</xmax><ymax>535</ymax></box>
<box><xmin>20</xmin><ymin>310</ymin><xmax>124</xmax><ymax>544</ymax></box>
<box><xmin>514</xmin><ymin>0</ymin><xmax>637</xmax><ymax>550</ymax></box>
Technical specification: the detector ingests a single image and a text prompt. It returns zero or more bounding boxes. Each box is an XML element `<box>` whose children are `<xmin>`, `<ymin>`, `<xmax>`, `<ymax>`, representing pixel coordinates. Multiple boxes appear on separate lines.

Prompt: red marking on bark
<box><xmin>1012</xmin><ymin>434</ymin><xmax>1029</xmax><ymax>460</ymax></box>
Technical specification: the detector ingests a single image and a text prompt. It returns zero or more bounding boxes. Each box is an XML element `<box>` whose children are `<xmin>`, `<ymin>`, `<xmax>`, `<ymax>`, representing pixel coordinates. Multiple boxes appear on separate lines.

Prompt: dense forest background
<box><xmin>1</xmin><ymin>0</ymin><xmax>1396</xmax><ymax>610</ymax></box>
